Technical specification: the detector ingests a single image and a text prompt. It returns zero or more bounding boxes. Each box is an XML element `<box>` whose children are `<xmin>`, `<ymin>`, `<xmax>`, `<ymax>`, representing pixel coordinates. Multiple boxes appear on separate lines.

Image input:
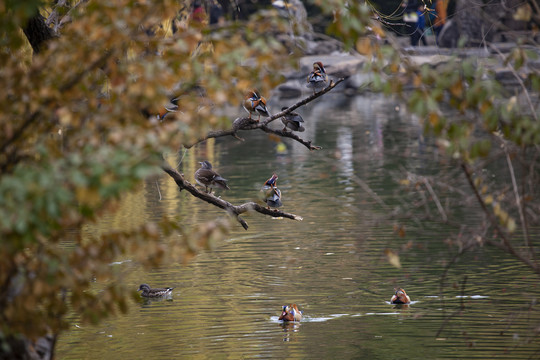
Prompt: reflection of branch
<box><xmin>161</xmin><ymin>164</ymin><xmax>303</xmax><ymax>230</ymax></box>
<box><xmin>259</xmin><ymin>125</ymin><xmax>322</xmax><ymax>150</ymax></box>
<box><xmin>423</xmin><ymin>177</ymin><xmax>448</xmax><ymax>222</ymax></box>
<box><xmin>461</xmin><ymin>162</ymin><xmax>539</xmax><ymax>274</ymax></box>
<box><xmin>436</xmin><ymin>274</ymin><xmax>469</xmax><ymax>338</ymax></box>
<box><xmin>183</xmin><ymin>78</ymin><xmax>346</xmax><ymax>149</ymax></box>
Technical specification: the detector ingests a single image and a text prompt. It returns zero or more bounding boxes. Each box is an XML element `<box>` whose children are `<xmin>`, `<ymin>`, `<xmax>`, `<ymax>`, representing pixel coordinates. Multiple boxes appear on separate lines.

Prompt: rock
<box><xmin>275</xmin><ymin>81</ymin><xmax>303</xmax><ymax>98</ymax></box>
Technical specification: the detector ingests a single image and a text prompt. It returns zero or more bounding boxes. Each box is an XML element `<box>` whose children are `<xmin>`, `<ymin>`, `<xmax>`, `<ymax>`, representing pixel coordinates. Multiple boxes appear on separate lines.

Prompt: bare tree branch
<box><xmin>161</xmin><ymin>163</ymin><xmax>303</xmax><ymax>230</ymax></box>
<box><xmin>46</xmin><ymin>0</ymin><xmax>89</xmax><ymax>33</ymax></box>
<box><xmin>461</xmin><ymin>162</ymin><xmax>540</xmax><ymax>274</ymax></box>
<box><xmin>183</xmin><ymin>78</ymin><xmax>346</xmax><ymax>149</ymax></box>
<box><xmin>161</xmin><ymin>78</ymin><xmax>348</xmax><ymax>228</ymax></box>
<box><xmin>422</xmin><ymin>177</ymin><xmax>448</xmax><ymax>223</ymax></box>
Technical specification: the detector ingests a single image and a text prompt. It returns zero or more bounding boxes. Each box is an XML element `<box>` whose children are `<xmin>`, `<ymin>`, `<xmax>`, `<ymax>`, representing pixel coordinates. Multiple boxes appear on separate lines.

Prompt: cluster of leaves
<box><xmin>0</xmin><ymin>0</ymin><xmax>295</xmax><ymax>346</ymax></box>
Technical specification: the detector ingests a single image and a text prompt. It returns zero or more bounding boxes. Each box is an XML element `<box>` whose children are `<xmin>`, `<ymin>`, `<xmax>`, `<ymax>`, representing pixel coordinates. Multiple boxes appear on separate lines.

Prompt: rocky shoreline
<box><xmin>274</xmin><ymin>33</ymin><xmax>540</xmax><ymax>99</ymax></box>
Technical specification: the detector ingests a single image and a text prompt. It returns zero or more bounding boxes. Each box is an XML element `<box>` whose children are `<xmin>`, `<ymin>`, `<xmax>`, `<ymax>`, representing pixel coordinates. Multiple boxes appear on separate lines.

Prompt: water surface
<box><xmin>57</xmin><ymin>93</ymin><xmax>540</xmax><ymax>359</ymax></box>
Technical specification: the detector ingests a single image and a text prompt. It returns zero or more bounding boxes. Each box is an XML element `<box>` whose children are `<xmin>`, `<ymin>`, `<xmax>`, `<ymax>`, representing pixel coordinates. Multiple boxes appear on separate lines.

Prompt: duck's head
<box><xmin>138</xmin><ymin>284</ymin><xmax>150</xmax><ymax>292</ymax></box>
<box><xmin>246</xmin><ymin>89</ymin><xmax>261</xmax><ymax>100</ymax></box>
<box><xmin>199</xmin><ymin>160</ymin><xmax>212</xmax><ymax>169</ymax></box>
<box><xmin>313</xmin><ymin>61</ymin><xmax>326</xmax><ymax>73</ymax></box>
<box><xmin>279</xmin><ymin>305</ymin><xmax>293</xmax><ymax>321</ymax></box>
<box><xmin>265</xmin><ymin>173</ymin><xmax>278</xmax><ymax>187</ymax></box>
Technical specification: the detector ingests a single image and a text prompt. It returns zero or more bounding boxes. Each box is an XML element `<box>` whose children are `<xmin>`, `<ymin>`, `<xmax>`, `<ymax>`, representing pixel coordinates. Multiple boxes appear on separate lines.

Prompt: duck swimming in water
<box><xmin>137</xmin><ymin>284</ymin><xmax>174</xmax><ymax>298</ymax></box>
<box><xmin>390</xmin><ymin>288</ymin><xmax>411</xmax><ymax>304</ymax></box>
<box><xmin>279</xmin><ymin>303</ymin><xmax>302</xmax><ymax>322</ymax></box>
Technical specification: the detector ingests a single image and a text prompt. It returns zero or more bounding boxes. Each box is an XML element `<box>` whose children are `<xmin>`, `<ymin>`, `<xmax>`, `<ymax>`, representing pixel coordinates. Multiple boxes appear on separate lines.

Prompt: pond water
<box><xmin>56</xmin><ymin>93</ymin><xmax>539</xmax><ymax>359</ymax></box>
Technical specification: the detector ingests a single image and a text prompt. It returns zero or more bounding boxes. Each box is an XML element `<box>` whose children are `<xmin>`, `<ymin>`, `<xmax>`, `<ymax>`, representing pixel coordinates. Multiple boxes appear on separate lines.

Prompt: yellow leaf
<box><xmin>513</xmin><ymin>4</ymin><xmax>532</xmax><ymax>21</ymax></box>
<box><xmin>449</xmin><ymin>80</ymin><xmax>463</xmax><ymax>98</ymax></box>
<box><xmin>76</xmin><ymin>187</ymin><xmax>101</xmax><ymax>207</ymax></box>
<box><xmin>507</xmin><ymin>96</ymin><xmax>517</xmax><ymax>112</ymax></box>
<box><xmin>493</xmin><ymin>202</ymin><xmax>501</xmax><ymax>216</ymax></box>
<box><xmin>499</xmin><ymin>209</ymin><xmax>508</xmax><ymax>224</ymax></box>
<box><xmin>355</xmin><ymin>37</ymin><xmax>372</xmax><ymax>56</ymax></box>
<box><xmin>409</xmin><ymin>74</ymin><xmax>419</xmax><ymax>88</ymax></box>
<box><xmin>384</xmin><ymin>248</ymin><xmax>402</xmax><ymax>269</ymax></box>
<box><xmin>484</xmin><ymin>194</ymin><xmax>493</xmax><ymax>205</ymax></box>
<box><xmin>479</xmin><ymin>101</ymin><xmax>491</xmax><ymax>114</ymax></box>
<box><xmin>507</xmin><ymin>218</ymin><xmax>516</xmax><ymax>232</ymax></box>
<box><xmin>371</xmin><ymin>24</ymin><xmax>386</xmax><ymax>38</ymax></box>
<box><xmin>429</xmin><ymin>112</ymin><xmax>439</xmax><ymax>126</ymax></box>
<box><xmin>399</xmin><ymin>178</ymin><xmax>410</xmax><ymax>186</ymax></box>
<box><xmin>57</xmin><ymin>107</ymin><xmax>72</xmax><ymax>126</ymax></box>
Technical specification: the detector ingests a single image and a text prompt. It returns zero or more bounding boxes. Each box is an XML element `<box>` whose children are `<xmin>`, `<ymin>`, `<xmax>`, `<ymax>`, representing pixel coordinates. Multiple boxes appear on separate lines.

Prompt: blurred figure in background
<box><xmin>433</xmin><ymin>0</ymin><xmax>447</xmax><ymax>45</ymax></box>
<box><xmin>411</xmin><ymin>4</ymin><xmax>427</xmax><ymax>46</ymax></box>
<box><xmin>209</xmin><ymin>0</ymin><xmax>225</xmax><ymax>25</ymax></box>
<box><xmin>402</xmin><ymin>0</ymin><xmax>419</xmax><ymax>46</ymax></box>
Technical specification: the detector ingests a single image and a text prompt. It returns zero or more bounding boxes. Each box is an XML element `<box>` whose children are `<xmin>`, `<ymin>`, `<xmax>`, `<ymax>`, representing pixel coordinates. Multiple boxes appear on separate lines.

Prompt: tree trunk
<box><xmin>22</xmin><ymin>13</ymin><xmax>56</xmax><ymax>54</ymax></box>
<box><xmin>0</xmin><ymin>333</ymin><xmax>56</xmax><ymax>360</ymax></box>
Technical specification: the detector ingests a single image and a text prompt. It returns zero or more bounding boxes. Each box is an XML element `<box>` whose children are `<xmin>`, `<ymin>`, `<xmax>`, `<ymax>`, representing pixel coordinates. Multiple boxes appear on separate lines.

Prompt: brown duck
<box><xmin>137</xmin><ymin>284</ymin><xmax>174</xmax><ymax>298</ymax></box>
<box><xmin>194</xmin><ymin>160</ymin><xmax>230</xmax><ymax>193</ymax></box>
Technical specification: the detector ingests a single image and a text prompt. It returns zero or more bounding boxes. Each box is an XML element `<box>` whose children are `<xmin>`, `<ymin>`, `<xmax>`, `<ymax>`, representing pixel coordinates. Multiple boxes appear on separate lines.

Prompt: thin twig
<box><xmin>423</xmin><ymin>177</ymin><xmax>448</xmax><ymax>222</ymax></box>
<box><xmin>503</xmin><ymin>143</ymin><xmax>533</xmax><ymax>259</ymax></box>
<box><xmin>436</xmin><ymin>274</ymin><xmax>469</xmax><ymax>337</ymax></box>
<box><xmin>177</xmin><ymin>148</ymin><xmax>188</xmax><ymax>169</ymax></box>
<box><xmin>488</xmin><ymin>43</ymin><xmax>539</xmax><ymax>122</ymax></box>
<box><xmin>461</xmin><ymin>162</ymin><xmax>539</xmax><ymax>274</ymax></box>
<box><xmin>155</xmin><ymin>180</ymin><xmax>162</xmax><ymax>201</ymax></box>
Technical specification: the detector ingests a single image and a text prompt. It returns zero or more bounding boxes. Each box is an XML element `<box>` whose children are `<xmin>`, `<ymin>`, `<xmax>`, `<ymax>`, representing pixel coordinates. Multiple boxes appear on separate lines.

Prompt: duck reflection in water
<box><xmin>279</xmin><ymin>304</ymin><xmax>302</xmax><ymax>341</ymax></box>
<box><xmin>280</xmin><ymin>321</ymin><xmax>301</xmax><ymax>342</ymax></box>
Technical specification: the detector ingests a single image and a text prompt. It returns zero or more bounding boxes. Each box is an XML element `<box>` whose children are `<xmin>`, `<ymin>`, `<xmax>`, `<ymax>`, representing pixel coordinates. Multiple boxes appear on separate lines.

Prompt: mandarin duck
<box><xmin>137</xmin><ymin>284</ymin><xmax>174</xmax><ymax>298</ymax></box>
<box><xmin>260</xmin><ymin>173</ymin><xmax>282</xmax><ymax>210</ymax></box>
<box><xmin>306</xmin><ymin>61</ymin><xmax>328</xmax><ymax>93</ymax></box>
<box><xmin>390</xmin><ymin>288</ymin><xmax>411</xmax><ymax>305</ymax></box>
<box><xmin>280</xmin><ymin>107</ymin><xmax>305</xmax><ymax>132</ymax></box>
<box><xmin>279</xmin><ymin>304</ymin><xmax>302</xmax><ymax>322</ymax></box>
<box><xmin>195</xmin><ymin>160</ymin><xmax>230</xmax><ymax>193</ymax></box>
<box><xmin>157</xmin><ymin>98</ymin><xmax>179</xmax><ymax>121</ymax></box>
<box><xmin>243</xmin><ymin>89</ymin><xmax>270</xmax><ymax>122</ymax></box>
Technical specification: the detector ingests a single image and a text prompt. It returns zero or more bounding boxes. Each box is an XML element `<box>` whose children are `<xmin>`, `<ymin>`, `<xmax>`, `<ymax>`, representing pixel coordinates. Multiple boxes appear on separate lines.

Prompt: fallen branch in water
<box><xmin>183</xmin><ymin>78</ymin><xmax>346</xmax><ymax>150</ymax></box>
<box><xmin>162</xmin><ymin>164</ymin><xmax>303</xmax><ymax>230</ymax></box>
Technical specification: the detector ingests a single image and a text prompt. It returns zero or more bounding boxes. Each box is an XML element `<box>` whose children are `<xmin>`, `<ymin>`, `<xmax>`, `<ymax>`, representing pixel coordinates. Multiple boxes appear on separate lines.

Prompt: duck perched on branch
<box><xmin>195</xmin><ymin>160</ymin><xmax>230</xmax><ymax>193</ymax></box>
<box><xmin>307</xmin><ymin>61</ymin><xmax>328</xmax><ymax>93</ymax></box>
<box><xmin>260</xmin><ymin>173</ymin><xmax>282</xmax><ymax>210</ymax></box>
<box><xmin>280</xmin><ymin>107</ymin><xmax>305</xmax><ymax>132</ymax></box>
<box><xmin>243</xmin><ymin>89</ymin><xmax>270</xmax><ymax>122</ymax></box>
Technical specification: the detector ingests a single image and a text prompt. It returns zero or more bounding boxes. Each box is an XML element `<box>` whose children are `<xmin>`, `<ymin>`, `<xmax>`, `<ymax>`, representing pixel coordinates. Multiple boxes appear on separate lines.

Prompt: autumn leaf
<box><xmin>384</xmin><ymin>248</ymin><xmax>402</xmax><ymax>269</ymax></box>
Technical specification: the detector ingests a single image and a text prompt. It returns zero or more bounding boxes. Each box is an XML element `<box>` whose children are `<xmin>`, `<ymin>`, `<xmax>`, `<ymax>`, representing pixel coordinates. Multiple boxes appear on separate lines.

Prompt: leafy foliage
<box><xmin>0</xmin><ymin>0</ymin><xmax>292</xmax><ymax>346</ymax></box>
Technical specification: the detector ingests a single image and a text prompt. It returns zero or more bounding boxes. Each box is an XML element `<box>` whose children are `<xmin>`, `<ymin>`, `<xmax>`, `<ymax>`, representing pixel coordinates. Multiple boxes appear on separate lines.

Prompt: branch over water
<box><xmin>162</xmin><ymin>164</ymin><xmax>303</xmax><ymax>230</ymax></box>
